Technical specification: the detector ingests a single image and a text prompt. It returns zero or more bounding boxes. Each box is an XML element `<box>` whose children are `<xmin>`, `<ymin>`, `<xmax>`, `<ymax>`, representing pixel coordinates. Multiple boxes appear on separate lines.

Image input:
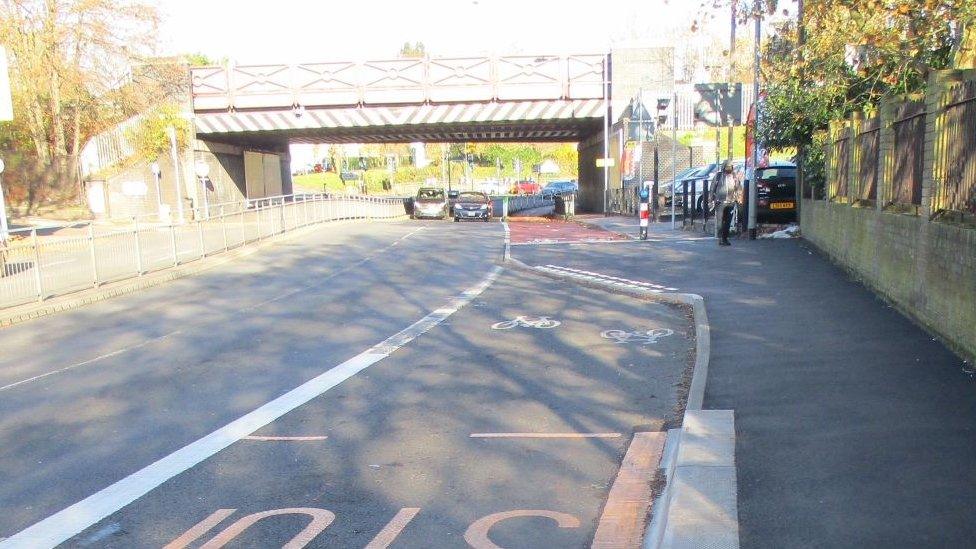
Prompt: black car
<box><xmin>752</xmin><ymin>162</ymin><xmax>797</xmax><ymax>221</ymax></box>
<box><xmin>541</xmin><ymin>180</ymin><xmax>578</xmax><ymax>197</ymax></box>
<box><xmin>453</xmin><ymin>191</ymin><xmax>493</xmax><ymax>222</ymax></box>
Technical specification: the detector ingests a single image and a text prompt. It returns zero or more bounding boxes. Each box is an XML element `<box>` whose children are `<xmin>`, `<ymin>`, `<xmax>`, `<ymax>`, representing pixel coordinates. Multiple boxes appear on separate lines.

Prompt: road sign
<box><xmin>596</xmin><ymin>158</ymin><xmax>615</xmax><ymax>168</ymax></box>
<box><xmin>0</xmin><ymin>46</ymin><xmax>13</xmax><ymax>122</ymax></box>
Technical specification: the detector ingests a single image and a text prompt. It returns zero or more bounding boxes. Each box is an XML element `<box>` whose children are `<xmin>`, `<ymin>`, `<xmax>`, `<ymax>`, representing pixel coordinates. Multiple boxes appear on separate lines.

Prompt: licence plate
<box><xmin>464</xmin><ymin>211</ymin><xmax>478</xmax><ymax>216</ymax></box>
<box><xmin>770</xmin><ymin>202</ymin><xmax>794</xmax><ymax>210</ymax></box>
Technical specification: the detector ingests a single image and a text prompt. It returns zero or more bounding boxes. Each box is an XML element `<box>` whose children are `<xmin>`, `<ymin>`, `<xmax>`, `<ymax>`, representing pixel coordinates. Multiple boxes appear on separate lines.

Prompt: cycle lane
<box><xmin>51</xmin><ymin>269</ymin><xmax>693</xmax><ymax>548</ymax></box>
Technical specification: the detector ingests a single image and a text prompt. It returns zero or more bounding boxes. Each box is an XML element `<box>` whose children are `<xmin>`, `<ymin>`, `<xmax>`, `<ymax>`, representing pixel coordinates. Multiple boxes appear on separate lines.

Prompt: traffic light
<box><xmin>656</xmin><ymin>97</ymin><xmax>671</xmax><ymax>127</ymax></box>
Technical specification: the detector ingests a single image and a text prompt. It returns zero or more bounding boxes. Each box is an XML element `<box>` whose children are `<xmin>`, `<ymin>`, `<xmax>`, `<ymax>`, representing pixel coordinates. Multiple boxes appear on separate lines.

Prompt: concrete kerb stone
<box><xmin>502</xmin><ymin>243</ymin><xmax>737</xmax><ymax>549</ymax></box>
<box><xmin>0</xmin><ymin>216</ymin><xmax>408</xmax><ymax>329</ymax></box>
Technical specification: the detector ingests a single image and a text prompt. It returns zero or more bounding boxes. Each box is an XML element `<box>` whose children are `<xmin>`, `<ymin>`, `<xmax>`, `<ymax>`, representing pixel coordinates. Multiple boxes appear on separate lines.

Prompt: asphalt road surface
<box><xmin>0</xmin><ymin>220</ymin><xmax>691</xmax><ymax>548</ymax></box>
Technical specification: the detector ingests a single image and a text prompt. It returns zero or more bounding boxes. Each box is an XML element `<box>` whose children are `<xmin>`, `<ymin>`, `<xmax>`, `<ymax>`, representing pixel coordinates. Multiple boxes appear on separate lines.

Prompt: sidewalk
<box><xmin>515</xmin><ymin>217</ymin><xmax>976</xmax><ymax>547</ymax></box>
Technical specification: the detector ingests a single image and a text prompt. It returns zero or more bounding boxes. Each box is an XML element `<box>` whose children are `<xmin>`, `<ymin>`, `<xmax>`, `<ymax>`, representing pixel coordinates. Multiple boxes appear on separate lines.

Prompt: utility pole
<box><xmin>167</xmin><ymin>126</ymin><xmax>185</xmax><ymax>224</ymax></box>
<box><xmin>748</xmin><ymin>0</ymin><xmax>761</xmax><ymax>239</ymax></box>
<box><xmin>0</xmin><ymin>157</ymin><xmax>8</xmax><ymax>239</ymax></box>
<box><xmin>602</xmin><ymin>52</ymin><xmax>610</xmax><ymax>215</ymax></box>
<box><xmin>671</xmin><ymin>91</ymin><xmax>678</xmax><ymax>229</ymax></box>
<box><xmin>728</xmin><ymin>0</ymin><xmax>737</xmax><ymax>160</ymax></box>
<box><xmin>796</xmin><ymin>0</ymin><xmax>805</xmax><ymax>216</ymax></box>
<box><xmin>637</xmin><ymin>89</ymin><xmax>644</xmax><ymax>219</ymax></box>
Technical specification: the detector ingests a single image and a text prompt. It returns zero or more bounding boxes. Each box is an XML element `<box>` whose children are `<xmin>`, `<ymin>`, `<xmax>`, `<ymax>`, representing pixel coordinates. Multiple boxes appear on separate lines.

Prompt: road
<box><xmin>0</xmin><ymin>219</ymin><xmax>692</xmax><ymax>548</ymax></box>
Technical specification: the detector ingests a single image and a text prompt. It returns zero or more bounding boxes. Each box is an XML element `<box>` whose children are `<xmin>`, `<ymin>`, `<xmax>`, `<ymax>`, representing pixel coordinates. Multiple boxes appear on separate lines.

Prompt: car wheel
<box><xmin>454</xmin><ymin>216</ymin><xmax>459</xmax><ymax>222</ymax></box>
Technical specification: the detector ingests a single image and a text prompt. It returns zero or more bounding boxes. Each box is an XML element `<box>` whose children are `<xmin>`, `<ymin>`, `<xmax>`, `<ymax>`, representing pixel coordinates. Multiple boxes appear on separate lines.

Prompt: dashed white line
<box><xmin>240</xmin><ymin>226</ymin><xmax>424</xmax><ymax>312</ymax></box>
<box><xmin>0</xmin><ymin>331</ymin><xmax>183</xmax><ymax>393</ymax></box>
<box><xmin>538</xmin><ymin>265</ymin><xmax>679</xmax><ymax>292</ymax></box>
<box><xmin>241</xmin><ymin>436</ymin><xmax>329</xmax><ymax>442</ymax></box>
<box><xmin>0</xmin><ymin>264</ymin><xmax>502</xmax><ymax>549</ymax></box>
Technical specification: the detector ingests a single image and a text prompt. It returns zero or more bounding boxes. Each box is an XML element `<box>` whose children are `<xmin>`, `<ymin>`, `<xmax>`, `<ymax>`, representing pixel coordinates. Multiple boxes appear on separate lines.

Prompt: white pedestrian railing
<box><xmin>0</xmin><ymin>193</ymin><xmax>407</xmax><ymax>310</ymax></box>
<box><xmin>491</xmin><ymin>194</ymin><xmax>556</xmax><ymax>216</ymax></box>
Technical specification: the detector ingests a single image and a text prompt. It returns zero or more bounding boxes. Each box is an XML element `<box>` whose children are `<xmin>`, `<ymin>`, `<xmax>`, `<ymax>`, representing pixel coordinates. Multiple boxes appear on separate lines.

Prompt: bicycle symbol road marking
<box><xmin>600</xmin><ymin>328</ymin><xmax>674</xmax><ymax>345</ymax></box>
<box><xmin>491</xmin><ymin>316</ymin><xmax>561</xmax><ymax>330</ymax></box>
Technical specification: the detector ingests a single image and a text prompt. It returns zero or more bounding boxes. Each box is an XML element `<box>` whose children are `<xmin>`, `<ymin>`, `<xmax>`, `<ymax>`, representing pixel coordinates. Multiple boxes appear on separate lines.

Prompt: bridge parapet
<box><xmin>191</xmin><ymin>54</ymin><xmax>606</xmax><ymax>112</ymax></box>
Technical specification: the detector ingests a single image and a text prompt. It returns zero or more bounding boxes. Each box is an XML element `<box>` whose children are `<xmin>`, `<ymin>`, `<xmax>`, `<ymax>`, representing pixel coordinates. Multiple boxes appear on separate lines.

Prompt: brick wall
<box><xmin>802</xmin><ymin>200</ymin><xmax>976</xmax><ymax>360</ymax></box>
<box><xmin>803</xmin><ymin>68</ymin><xmax>976</xmax><ymax>361</ymax></box>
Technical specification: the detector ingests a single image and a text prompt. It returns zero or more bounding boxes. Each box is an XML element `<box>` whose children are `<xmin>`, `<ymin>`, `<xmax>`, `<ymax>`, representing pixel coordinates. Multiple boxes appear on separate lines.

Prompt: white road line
<box><xmin>1</xmin><ymin>227</ymin><xmax>426</xmax><ymax>392</ymax></box>
<box><xmin>240</xmin><ymin>226</ymin><xmax>424</xmax><ymax>312</ymax></box>
<box><xmin>470</xmin><ymin>433</ymin><xmax>622</xmax><ymax>438</ymax></box>
<box><xmin>0</xmin><ymin>331</ymin><xmax>183</xmax><ymax>393</ymax></box>
<box><xmin>0</xmin><ymin>264</ymin><xmax>502</xmax><ymax>549</ymax></box>
<box><xmin>538</xmin><ymin>265</ymin><xmax>679</xmax><ymax>292</ymax></box>
<box><xmin>241</xmin><ymin>436</ymin><xmax>328</xmax><ymax>442</ymax></box>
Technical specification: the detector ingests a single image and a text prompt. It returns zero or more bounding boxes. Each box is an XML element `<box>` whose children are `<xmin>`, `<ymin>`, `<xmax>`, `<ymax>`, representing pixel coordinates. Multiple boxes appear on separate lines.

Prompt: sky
<box><xmin>158</xmin><ymin>0</ymin><xmax>716</xmax><ymax>63</ymax></box>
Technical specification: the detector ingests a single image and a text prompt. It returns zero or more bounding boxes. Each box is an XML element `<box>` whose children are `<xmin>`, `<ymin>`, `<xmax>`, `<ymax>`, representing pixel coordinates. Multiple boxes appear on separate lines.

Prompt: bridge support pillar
<box><xmin>577</xmin><ymin>132</ymin><xmax>607</xmax><ymax>214</ymax></box>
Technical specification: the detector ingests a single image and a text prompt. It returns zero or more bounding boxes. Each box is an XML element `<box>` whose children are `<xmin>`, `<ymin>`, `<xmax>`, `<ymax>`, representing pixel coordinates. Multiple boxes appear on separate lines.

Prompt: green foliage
<box><xmin>128</xmin><ymin>104</ymin><xmax>191</xmax><ymax>161</ymax></box>
<box><xmin>399</xmin><ymin>41</ymin><xmax>427</xmax><ymax>58</ymax></box>
<box><xmin>758</xmin><ymin>0</ymin><xmax>976</xmax><ymax>149</ymax></box>
<box><xmin>185</xmin><ymin>52</ymin><xmax>218</xmax><ymax>67</ymax></box>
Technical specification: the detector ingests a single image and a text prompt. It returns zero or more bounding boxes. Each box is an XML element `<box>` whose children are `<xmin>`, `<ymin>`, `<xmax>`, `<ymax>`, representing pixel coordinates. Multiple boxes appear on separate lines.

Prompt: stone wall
<box><xmin>805</xmin><ymin>69</ymin><xmax>976</xmax><ymax>360</ymax></box>
<box><xmin>802</xmin><ymin>199</ymin><xmax>976</xmax><ymax>360</ymax></box>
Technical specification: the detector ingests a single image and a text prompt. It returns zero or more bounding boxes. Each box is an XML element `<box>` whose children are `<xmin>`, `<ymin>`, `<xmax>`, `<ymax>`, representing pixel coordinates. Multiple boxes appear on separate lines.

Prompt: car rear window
<box><xmin>758</xmin><ymin>168</ymin><xmax>797</xmax><ymax>180</ymax></box>
<box><xmin>417</xmin><ymin>189</ymin><xmax>445</xmax><ymax>199</ymax></box>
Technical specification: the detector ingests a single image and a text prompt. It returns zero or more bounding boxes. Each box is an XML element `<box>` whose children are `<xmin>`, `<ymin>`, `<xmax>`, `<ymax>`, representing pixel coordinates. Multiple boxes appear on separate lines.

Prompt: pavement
<box><xmin>0</xmin><ymin>219</ymin><xmax>694</xmax><ymax>548</ymax></box>
<box><xmin>513</xmin><ymin>216</ymin><xmax>976</xmax><ymax>547</ymax></box>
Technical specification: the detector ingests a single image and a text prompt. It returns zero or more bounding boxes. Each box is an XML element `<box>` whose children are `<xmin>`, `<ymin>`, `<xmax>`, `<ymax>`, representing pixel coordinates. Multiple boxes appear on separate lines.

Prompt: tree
<box><xmin>399</xmin><ymin>41</ymin><xmax>427</xmax><ymax>58</ymax></box>
<box><xmin>0</xmin><ymin>0</ymin><xmax>160</xmax><ymax>212</ymax></box>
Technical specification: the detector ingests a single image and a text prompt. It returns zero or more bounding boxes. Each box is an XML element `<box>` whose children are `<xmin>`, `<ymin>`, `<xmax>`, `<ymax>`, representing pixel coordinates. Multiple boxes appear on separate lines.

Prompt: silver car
<box><xmin>412</xmin><ymin>188</ymin><xmax>448</xmax><ymax>219</ymax></box>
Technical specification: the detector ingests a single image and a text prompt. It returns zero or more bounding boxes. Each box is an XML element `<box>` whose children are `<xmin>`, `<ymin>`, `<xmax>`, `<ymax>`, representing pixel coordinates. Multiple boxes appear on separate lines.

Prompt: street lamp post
<box><xmin>167</xmin><ymin>126</ymin><xmax>185</xmax><ymax>224</ymax></box>
<box><xmin>150</xmin><ymin>161</ymin><xmax>163</xmax><ymax>219</ymax></box>
<box><xmin>194</xmin><ymin>160</ymin><xmax>211</xmax><ymax>220</ymax></box>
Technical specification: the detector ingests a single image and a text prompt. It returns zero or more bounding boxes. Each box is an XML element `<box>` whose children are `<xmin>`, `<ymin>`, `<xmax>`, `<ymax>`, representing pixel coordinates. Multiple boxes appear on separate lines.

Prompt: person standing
<box><xmin>709</xmin><ymin>160</ymin><xmax>743</xmax><ymax>246</ymax></box>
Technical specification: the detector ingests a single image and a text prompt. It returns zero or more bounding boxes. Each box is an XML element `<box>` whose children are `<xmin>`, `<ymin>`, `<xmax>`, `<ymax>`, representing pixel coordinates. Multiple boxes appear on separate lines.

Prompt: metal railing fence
<box><xmin>0</xmin><ymin>193</ymin><xmax>407</xmax><ymax>310</ymax></box>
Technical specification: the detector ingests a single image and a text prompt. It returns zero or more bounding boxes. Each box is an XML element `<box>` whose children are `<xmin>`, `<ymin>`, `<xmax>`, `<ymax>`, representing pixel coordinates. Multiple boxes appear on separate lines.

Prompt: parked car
<box><xmin>413</xmin><ymin>187</ymin><xmax>448</xmax><ymax>219</ymax></box>
<box><xmin>671</xmin><ymin>161</ymin><xmax>747</xmax><ymax>213</ymax></box>
<box><xmin>447</xmin><ymin>189</ymin><xmax>461</xmax><ymax>212</ymax></box>
<box><xmin>661</xmin><ymin>167</ymin><xmax>702</xmax><ymax>207</ymax></box>
<box><xmin>511</xmin><ymin>180</ymin><xmax>541</xmax><ymax>195</ymax></box>
<box><xmin>541</xmin><ymin>180</ymin><xmax>578</xmax><ymax>197</ymax></box>
<box><xmin>751</xmin><ymin>161</ymin><xmax>797</xmax><ymax>221</ymax></box>
<box><xmin>453</xmin><ymin>191</ymin><xmax>493</xmax><ymax>222</ymax></box>
<box><xmin>669</xmin><ymin>164</ymin><xmax>714</xmax><ymax>212</ymax></box>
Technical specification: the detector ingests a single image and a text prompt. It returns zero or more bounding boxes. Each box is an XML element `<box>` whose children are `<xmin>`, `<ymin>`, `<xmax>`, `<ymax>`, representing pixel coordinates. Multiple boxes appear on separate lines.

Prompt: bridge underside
<box><xmin>192</xmin><ymin>98</ymin><xmax>608</xmax><ymax>213</ymax></box>
<box><xmin>194</xmin><ymin>99</ymin><xmax>604</xmax><ymax>146</ymax></box>
<box><xmin>198</xmin><ymin>119</ymin><xmax>601</xmax><ymax>147</ymax></box>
